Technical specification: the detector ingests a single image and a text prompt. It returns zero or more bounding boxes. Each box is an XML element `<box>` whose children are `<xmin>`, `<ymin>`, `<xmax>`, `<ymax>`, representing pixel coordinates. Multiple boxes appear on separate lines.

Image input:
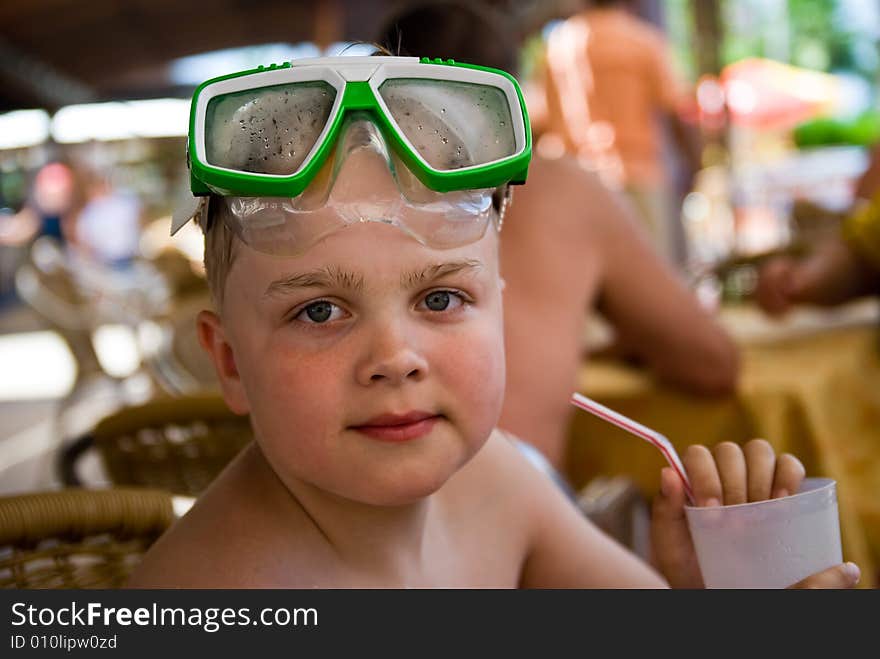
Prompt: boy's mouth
<box><xmin>350</xmin><ymin>411</ymin><xmax>442</xmax><ymax>443</ymax></box>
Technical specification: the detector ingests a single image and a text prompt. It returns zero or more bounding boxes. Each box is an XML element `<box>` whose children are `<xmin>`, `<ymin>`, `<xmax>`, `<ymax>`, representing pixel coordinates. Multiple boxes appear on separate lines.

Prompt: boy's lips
<box><xmin>350</xmin><ymin>411</ymin><xmax>442</xmax><ymax>443</ymax></box>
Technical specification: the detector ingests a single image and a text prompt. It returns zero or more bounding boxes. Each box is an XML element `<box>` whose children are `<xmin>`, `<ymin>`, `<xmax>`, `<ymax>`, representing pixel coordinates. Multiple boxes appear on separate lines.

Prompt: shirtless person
<box><xmin>380</xmin><ymin>1</ymin><xmax>738</xmax><ymax>469</ymax></box>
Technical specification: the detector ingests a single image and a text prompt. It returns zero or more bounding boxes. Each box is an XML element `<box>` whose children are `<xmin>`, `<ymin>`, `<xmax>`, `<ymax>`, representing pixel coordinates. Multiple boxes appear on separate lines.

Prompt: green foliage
<box><xmin>686</xmin><ymin>0</ymin><xmax>879</xmax><ymax>79</ymax></box>
<box><xmin>793</xmin><ymin>109</ymin><xmax>880</xmax><ymax>147</ymax></box>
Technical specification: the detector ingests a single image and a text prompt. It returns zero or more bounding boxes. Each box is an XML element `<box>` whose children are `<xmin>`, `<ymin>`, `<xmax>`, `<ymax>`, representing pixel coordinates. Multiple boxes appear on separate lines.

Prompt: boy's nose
<box><xmin>355</xmin><ymin>324</ymin><xmax>429</xmax><ymax>387</ymax></box>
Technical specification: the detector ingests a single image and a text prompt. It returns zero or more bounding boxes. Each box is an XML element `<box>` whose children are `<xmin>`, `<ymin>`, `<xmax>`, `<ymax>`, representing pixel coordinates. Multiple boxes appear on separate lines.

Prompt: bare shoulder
<box><xmin>516</xmin><ymin>156</ymin><xmax>631</xmax><ymax>235</ymax></box>
<box><xmin>524</xmin><ymin>156</ymin><xmax>609</xmax><ymax>203</ymax></box>
<box><xmin>126</xmin><ymin>446</ymin><xmax>324</xmax><ymax>588</ymax></box>
<box><xmin>451</xmin><ymin>429</ymin><xmax>573</xmax><ymax>523</ymax></box>
<box><xmin>456</xmin><ymin>428</ymin><xmax>546</xmax><ymax>486</ymax></box>
<box><xmin>457</xmin><ymin>431</ymin><xmax>666</xmax><ymax>588</ymax></box>
<box><xmin>428</xmin><ymin>429</ymin><xmax>575</xmax><ymax>584</ymax></box>
<box><xmin>125</xmin><ymin>499</ymin><xmax>254</xmax><ymax>588</ymax></box>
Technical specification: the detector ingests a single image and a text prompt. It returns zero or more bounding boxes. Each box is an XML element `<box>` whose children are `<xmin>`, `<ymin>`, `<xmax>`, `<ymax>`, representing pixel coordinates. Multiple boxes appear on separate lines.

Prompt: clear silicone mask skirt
<box><xmin>216</xmin><ymin>113</ymin><xmax>498</xmax><ymax>256</ymax></box>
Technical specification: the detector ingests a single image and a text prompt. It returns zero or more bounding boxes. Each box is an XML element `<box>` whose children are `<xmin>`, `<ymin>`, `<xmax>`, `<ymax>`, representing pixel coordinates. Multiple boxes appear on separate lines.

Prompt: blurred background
<box><xmin>1</xmin><ymin>0</ymin><xmax>880</xmax><ymax>586</ymax></box>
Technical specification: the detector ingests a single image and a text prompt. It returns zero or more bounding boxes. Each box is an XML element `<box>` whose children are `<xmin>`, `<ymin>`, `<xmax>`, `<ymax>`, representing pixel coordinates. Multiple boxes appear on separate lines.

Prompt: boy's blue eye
<box><xmin>302</xmin><ymin>301</ymin><xmax>333</xmax><ymax>323</ymax></box>
<box><xmin>425</xmin><ymin>291</ymin><xmax>451</xmax><ymax>311</ymax></box>
<box><xmin>423</xmin><ymin>290</ymin><xmax>465</xmax><ymax>312</ymax></box>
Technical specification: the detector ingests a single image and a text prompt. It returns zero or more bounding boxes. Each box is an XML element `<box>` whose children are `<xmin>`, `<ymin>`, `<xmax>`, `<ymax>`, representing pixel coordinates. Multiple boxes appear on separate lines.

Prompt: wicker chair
<box><xmin>0</xmin><ymin>488</ymin><xmax>174</xmax><ymax>589</ymax></box>
<box><xmin>59</xmin><ymin>394</ymin><xmax>253</xmax><ymax>497</ymax></box>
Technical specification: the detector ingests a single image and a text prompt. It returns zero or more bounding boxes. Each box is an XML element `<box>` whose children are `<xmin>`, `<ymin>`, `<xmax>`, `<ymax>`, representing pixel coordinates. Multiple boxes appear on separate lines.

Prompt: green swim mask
<box><xmin>172</xmin><ymin>55</ymin><xmax>531</xmax><ymax>254</ymax></box>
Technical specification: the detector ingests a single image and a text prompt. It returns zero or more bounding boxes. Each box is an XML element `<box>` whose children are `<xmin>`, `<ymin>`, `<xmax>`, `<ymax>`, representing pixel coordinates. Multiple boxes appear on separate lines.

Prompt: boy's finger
<box><xmin>656</xmin><ymin>466</ymin><xmax>686</xmax><ymax>518</ymax></box>
<box><xmin>651</xmin><ymin>467</ymin><xmax>704</xmax><ymax>589</ymax></box>
<box><xmin>772</xmin><ymin>453</ymin><xmax>806</xmax><ymax>499</ymax></box>
<box><xmin>744</xmin><ymin>439</ymin><xmax>776</xmax><ymax>502</ymax></box>
<box><xmin>712</xmin><ymin>442</ymin><xmax>747</xmax><ymax>505</ymax></box>
<box><xmin>788</xmin><ymin>563</ymin><xmax>860</xmax><ymax>589</ymax></box>
<box><xmin>651</xmin><ymin>469</ymin><xmax>685</xmax><ymax>567</ymax></box>
<box><xmin>683</xmin><ymin>445</ymin><xmax>722</xmax><ymax>506</ymax></box>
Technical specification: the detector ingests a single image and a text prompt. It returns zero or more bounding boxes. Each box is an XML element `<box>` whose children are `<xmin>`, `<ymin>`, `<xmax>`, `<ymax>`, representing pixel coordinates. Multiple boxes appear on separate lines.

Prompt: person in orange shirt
<box><xmin>541</xmin><ymin>0</ymin><xmax>701</xmax><ymax>263</ymax></box>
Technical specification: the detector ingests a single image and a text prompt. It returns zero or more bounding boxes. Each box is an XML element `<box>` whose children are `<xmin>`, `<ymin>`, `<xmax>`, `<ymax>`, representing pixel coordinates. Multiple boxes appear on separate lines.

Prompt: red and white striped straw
<box><xmin>570</xmin><ymin>392</ymin><xmax>694</xmax><ymax>503</ymax></box>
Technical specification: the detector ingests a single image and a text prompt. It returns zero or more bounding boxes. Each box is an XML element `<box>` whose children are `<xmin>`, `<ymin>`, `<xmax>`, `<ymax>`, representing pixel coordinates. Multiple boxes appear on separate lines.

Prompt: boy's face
<box><xmin>200</xmin><ymin>151</ymin><xmax>506</xmax><ymax>506</ymax></box>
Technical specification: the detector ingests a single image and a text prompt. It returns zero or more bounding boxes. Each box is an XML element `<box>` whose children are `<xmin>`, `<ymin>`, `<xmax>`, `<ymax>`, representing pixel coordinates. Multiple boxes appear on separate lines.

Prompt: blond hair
<box><xmin>201</xmin><ymin>196</ymin><xmax>238</xmax><ymax>312</ymax></box>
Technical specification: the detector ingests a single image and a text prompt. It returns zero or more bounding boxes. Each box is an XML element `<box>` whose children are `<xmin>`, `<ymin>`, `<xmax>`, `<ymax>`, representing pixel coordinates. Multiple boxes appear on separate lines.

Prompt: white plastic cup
<box><xmin>684</xmin><ymin>478</ymin><xmax>842</xmax><ymax>589</ymax></box>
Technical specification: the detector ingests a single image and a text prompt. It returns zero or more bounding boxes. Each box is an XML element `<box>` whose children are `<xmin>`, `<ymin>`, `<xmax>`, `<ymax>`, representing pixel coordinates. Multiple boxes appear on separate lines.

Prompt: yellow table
<box><xmin>568</xmin><ymin>301</ymin><xmax>880</xmax><ymax>587</ymax></box>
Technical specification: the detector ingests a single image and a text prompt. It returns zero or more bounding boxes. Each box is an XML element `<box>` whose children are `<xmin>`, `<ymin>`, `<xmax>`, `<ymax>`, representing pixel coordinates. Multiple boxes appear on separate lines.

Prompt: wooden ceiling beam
<box><xmin>0</xmin><ymin>35</ymin><xmax>95</xmax><ymax>110</ymax></box>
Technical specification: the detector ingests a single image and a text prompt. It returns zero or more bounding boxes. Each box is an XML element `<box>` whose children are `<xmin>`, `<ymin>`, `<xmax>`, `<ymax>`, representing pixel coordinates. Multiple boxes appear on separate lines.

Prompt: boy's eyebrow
<box><xmin>402</xmin><ymin>259</ymin><xmax>483</xmax><ymax>288</ymax></box>
<box><xmin>263</xmin><ymin>260</ymin><xmax>483</xmax><ymax>298</ymax></box>
<box><xmin>264</xmin><ymin>267</ymin><xmax>365</xmax><ymax>298</ymax></box>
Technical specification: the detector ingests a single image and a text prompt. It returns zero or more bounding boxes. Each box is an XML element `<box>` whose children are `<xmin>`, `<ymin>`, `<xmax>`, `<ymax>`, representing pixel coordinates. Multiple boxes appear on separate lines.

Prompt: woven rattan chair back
<box><xmin>0</xmin><ymin>488</ymin><xmax>174</xmax><ymax>589</ymax></box>
<box><xmin>87</xmin><ymin>395</ymin><xmax>253</xmax><ymax>497</ymax></box>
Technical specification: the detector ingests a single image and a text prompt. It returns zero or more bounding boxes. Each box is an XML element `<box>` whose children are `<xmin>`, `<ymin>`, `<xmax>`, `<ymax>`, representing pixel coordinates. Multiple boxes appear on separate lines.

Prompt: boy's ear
<box><xmin>196</xmin><ymin>310</ymin><xmax>250</xmax><ymax>415</ymax></box>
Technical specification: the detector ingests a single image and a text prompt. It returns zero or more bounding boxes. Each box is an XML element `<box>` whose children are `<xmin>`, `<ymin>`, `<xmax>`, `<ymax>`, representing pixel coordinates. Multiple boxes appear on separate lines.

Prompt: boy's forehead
<box><xmin>233</xmin><ymin>219</ymin><xmax>499</xmax><ymax>283</ymax></box>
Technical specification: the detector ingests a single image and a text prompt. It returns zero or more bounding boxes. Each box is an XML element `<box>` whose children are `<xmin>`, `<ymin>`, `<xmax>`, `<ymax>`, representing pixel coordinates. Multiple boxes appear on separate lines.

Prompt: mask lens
<box><xmin>205</xmin><ymin>81</ymin><xmax>337</xmax><ymax>174</ymax></box>
<box><xmin>378</xmin><ymin>78</ymin><xmax>517</xmax><ymax>170</ymax></box>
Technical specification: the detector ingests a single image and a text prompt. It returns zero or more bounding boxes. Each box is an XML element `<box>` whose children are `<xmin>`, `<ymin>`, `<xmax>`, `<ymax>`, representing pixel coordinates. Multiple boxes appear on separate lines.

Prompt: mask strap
<box><xmin>494</xmin><ymin>185</ymin><xmax>513</xmax><ymax>232</ymax></box>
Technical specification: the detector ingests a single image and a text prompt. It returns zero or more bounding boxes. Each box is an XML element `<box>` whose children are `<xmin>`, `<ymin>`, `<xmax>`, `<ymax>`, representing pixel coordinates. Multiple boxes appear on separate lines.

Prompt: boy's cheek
<box><xmin>244</xmin><ymin>351</ymin><xmax>340</xmax><ymax>409</ymax></box>
<box><xmin>438</xmin><ymin>327</ymin><xmax>506</xmax><ymax>422</ymax></box>
<box><xmin>234</xmin><ymin>313</ymin><xmax>505</xmax><ymax>418</ymax></box>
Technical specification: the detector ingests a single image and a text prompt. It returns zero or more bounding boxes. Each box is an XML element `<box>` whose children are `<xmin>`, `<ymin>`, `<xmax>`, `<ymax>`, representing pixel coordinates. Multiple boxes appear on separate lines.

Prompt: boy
<box><xmin>128</xmin><ymin>56</ymin><xmax>856</xmax><ymax>588</ymax></box>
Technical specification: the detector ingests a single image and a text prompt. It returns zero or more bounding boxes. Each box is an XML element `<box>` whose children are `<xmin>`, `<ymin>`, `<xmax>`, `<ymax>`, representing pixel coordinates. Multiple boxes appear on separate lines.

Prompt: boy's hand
<box><xmin>650</xmin><ymin>439</ymin><xmax>855</xmax><ymax>588</ymax></box>
<box><xmin>788</xmin><ymin>563</ymin><xmax>860</xmax><ymax>589</ymax></box>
